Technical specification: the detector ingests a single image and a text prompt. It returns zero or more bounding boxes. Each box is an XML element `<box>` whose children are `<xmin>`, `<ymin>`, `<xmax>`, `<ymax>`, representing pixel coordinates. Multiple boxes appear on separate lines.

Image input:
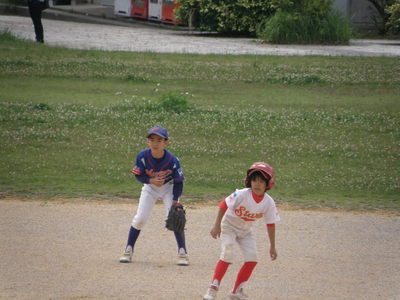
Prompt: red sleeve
<box><xmin>219</xmin><ymin>200</ymin><xmax>228</xmax><ymax>211</ymax></box>
<box><xmin>131</xmin><ymin>167</ymin><xmax>142</xmax><ymax>175</ymax></box>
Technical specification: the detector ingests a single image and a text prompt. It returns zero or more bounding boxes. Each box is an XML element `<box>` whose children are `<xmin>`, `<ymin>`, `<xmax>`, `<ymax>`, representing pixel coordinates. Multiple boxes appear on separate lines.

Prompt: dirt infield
<box><xmin>0</xmin><ymin>198</ymin><xmax>399</xmax><ymax>300</ymax></box>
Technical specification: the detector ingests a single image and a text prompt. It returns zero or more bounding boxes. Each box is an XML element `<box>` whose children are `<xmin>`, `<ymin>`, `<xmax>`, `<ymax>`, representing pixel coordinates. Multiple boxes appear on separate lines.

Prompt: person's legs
<box><xmin>229</xmin><ymin>232</ymin><xmax>258</xmax><ymax>296</ymax></box>
<box><xmin>163</xmin><ymin>192</ymin><xmax>187</xmax><ymax>254</ymax></box>
<box><xmin>131</xmin><ymin>190</ymin><xmax>157</xmax><ymax>232</ymax></box>
<box><xmin>174</xmin><ymin>230</ymin><xmax>186</xmax><ymax>253</ymax></box>
<box><xmin>28</xmin><ymin>4</ymin><xmax>43</xmax><ymax>42</ymax></box>
<box><xmin>125</xmin><ymin>226</ymin><xmax>141</xmax><ymax>249</ymax></box>
<box><xmin>120</xmin><ymin>190</ymin><xmax>156</xmax><ymax>262</ymax></box>
<box><xmin>211</xmin><ymin>259</ymin><xmax>230</xmax><ymax>287</ymax></box>
<box><xmin>203</xmin><ymin>228</ymin><xmax>236</xmax><ymax>299</ymax></box>
<box><xmin>231</xmin><ymin>261</ymin><xmax>257</xmax><ymax>294</ymax></box>
<box><xmin>203</xmin><ymin>259</ymin><xmax>230</xmax><ymax>300</ymax></box>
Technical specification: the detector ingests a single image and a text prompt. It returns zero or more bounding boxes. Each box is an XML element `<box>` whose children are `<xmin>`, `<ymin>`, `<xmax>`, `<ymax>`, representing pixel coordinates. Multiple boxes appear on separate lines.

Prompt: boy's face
<box><xmin>251</xmin><ymin>176</ymin><xmax>267</xmax><ymax>196</ymax></box>
<box><xmin>147</xmin><ymin>134</ymin><xmax>168</xmax><ymax>153</ymax></box>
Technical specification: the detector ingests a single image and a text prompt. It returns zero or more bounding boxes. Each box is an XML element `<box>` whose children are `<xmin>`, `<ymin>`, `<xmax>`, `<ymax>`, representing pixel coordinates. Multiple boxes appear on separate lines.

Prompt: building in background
<box><xmin>333</xmin><ymin>0</ymin><xmax>377</xmax><ymax>29</ymax></box>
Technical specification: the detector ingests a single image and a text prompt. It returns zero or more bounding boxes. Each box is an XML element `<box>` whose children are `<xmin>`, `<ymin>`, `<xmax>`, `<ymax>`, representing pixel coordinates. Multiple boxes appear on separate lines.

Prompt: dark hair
<box><xmin>249</xmin><ymin>170</ymin><xmax>270</xmax><ymax>185</ymax></box>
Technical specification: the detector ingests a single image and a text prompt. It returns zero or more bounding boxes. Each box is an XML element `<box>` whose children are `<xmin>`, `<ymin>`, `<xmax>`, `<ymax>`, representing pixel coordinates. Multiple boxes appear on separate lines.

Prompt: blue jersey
<box><xmin>131</xmin><ymin>149</ymin><xmax>184</xmax><ymax>200</ymax></box>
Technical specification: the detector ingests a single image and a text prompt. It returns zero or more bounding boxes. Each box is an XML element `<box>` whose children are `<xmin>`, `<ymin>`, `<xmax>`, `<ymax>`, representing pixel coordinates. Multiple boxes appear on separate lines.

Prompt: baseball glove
<box><xmin>165</xmin><ymin>204</ymin><xmax>186</xmax><ymax>232</ymax></box>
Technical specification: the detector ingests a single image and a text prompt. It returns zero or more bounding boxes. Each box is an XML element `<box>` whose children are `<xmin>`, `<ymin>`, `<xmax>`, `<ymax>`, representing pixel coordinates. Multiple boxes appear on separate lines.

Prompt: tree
<box><xmin>386</xmin><ymin>0</ymin><xmax>400</xmax><ymax>34</ymax></box>
<box><xmin>366</xmin><ymin>0</ymin><xmax>396</xmax><ymax>35</ymax></box>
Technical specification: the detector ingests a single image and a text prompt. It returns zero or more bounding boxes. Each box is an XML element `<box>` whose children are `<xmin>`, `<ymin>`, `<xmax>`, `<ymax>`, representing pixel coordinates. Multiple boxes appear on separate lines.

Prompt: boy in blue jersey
<box><xmin>119</xmin><ymin>125</ymin><xmax>188</xmax><ymax>266</ymax></box>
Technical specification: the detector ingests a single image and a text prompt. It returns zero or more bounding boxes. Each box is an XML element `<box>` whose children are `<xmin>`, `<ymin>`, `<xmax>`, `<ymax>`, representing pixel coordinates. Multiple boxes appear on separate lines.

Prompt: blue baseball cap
<box><xmin>146</xmin><ymin>125</ymin><xmax>169</xmax><ymax>140</ymax></box>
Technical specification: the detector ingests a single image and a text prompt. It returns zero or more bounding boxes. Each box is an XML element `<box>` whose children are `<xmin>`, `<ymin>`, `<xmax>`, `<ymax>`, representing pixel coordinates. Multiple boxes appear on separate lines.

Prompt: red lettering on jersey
<box><xmin>145</xmin><ymin>169</ymin><xmax>172</xmax><ymax>179</ymax></box>
<box><xmin>234</xmin><ymin>206</ymin><xmax>264</xmax><ymax>221</ymax></box>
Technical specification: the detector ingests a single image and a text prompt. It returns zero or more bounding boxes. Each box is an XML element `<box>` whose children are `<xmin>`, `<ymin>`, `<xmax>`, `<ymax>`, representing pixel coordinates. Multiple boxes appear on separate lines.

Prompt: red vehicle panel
<box><xmin>132</xmin><ymin>0</ymin><xmax>149</xmax><ymax>19</ymax></box>
<box><xmin>162</xmin><ymin>0</ymin><xmax>181</xmax><ymax>24</ymax></box>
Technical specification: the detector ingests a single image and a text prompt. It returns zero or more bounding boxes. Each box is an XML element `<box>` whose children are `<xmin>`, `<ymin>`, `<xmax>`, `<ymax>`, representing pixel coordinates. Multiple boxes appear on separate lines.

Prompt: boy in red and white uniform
<box><xmin>203</xmin><ymin>162</ymin><xmax>280</xmax><ymax>300</ymax></box>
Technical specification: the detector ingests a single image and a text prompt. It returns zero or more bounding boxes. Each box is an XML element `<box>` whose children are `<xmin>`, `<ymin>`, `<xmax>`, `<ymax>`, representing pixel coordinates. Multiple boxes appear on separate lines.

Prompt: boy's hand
<box><xmin>269</xmin><ymin>247</ymin><xmax>277</xmax><ymax>260</ymax></box>
<box><xmin>210</xmin><ymin>226</ymin><xmax>221</xmax><ymax>239</ymax></box>
<box><xmin>150</xmin><ymin>176</ymin><xmax>165</xmax><ymax>187</ymax></box>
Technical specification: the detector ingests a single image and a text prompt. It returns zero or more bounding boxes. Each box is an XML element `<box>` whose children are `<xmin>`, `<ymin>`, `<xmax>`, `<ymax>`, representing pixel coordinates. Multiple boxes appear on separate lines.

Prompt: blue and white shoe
<box><xmin>119</xmin><ymin>245</ymin><xmax>133</xmax><ymax>263</ymax></box>
<box><xmin>177</xmin><ymin>248</ymin><xmax>189</xmax><ymax>266</ymax></box>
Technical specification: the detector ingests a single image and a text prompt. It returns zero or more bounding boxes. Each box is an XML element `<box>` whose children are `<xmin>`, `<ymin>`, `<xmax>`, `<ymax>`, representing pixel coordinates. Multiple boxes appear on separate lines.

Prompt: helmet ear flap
<box><xmin>259</xmin><ymin>171</ymin><xmax>273</xmax><ymax>191</ymax></box>
<box><xmin>267</xmin><ymin>175</ymin><xmax>274</xmax><ymax>190</ymax></box>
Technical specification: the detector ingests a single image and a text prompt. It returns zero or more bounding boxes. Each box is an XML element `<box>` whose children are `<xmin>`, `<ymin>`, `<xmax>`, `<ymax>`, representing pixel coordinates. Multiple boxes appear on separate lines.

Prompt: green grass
<box><xmin>0</xmin><ymin>31</ymin><xmax>399</xmax><ymax>211</ymax></box>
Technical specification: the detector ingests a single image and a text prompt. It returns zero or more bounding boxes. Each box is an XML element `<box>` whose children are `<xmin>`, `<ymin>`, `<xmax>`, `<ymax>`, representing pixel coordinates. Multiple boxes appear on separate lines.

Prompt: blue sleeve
<box><xmin>135</xmin><ymin>173</ymin><xmax>150</xmax><ymax>184</ymax></box>
<box><xmin>131</xmin><ymin>150</ymin><xmax>146</xmax><ymax>176</ymax></box>
<box><xmin>173</xmin><ymin>181</ymin><xmax>183</xmax><ymax>201</ymax></box>
<box><xmin>173</xmin><ymin>156</ymin><xmax>185</xmax><ymax>182</ymax></box>
<box><xmin>132</xmin><ymin>150</ymin><xmax>150</xmax><ymax>184</ymax></box>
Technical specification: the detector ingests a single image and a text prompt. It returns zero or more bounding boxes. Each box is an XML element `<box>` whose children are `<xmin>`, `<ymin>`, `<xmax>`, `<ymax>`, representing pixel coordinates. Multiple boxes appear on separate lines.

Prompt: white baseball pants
<box><xmin>220</xmin><ymin>215</ymin><xmax>259</xmax><ymax>263</ymax></box>
<box><xmin>131</xmin><ymin>183</ymin><xmax>174</xmax><ymax>230</ymax></box>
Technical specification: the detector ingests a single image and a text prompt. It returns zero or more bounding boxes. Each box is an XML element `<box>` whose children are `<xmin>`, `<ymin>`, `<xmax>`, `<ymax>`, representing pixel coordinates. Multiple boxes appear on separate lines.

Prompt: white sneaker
<box><xmin>203</xmin><ymin>285</ymin><xmax>218</xmax><ymax>300</ymax></box>
<box><xmin>177</xmin><ymin>248</ymin><xmax>189</xmax><ymax>266</ymax></box>
<box><xmin>119</xmin><ymin>246</ymin><xmax>133</xmax><ymax>263</ymax></box>
<box><xmin>229</xmin><ymin>288</ymin><xmax>252</xmax><ymax>300</ymax></box>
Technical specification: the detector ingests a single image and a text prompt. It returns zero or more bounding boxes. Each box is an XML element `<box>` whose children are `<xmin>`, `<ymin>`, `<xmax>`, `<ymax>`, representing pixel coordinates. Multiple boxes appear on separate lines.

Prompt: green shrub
<box><xmin>33</xmin><ymin>103</ymin><xmax>51</xmax><ymax>111</ymax></box>
<box><xmin>175</xmin><ymin>0</ymin><xmax>218</xmax><ymax>32</ymax></box>
<box><xmin>176</xmin><ymin>0</ymin><xmax>351</xmax><ymax>42</ymax></box>
<box><xmin>257</xmin><ymin>11</ymin><xmax>298</xmax><ymax>43</ymax></box>
<box><xmin>257</xmin><ymin>10</ymin><xmax>352</xmax><ymax>44</ymax></box>
<box><xmin>300</xmin><ymin>0</ymin><xmax>333</xmax><ymax>18</ymax></box>
<box><xmin>158</xmin><ymin>93</ymin><xmax>189</xmax><ymax>113</ymax></box>
<box><xmin>0</xmin><ymin>30</ymin><xmax>19</xmax><ymax>42</ymax></box>
<box><xmin>387</xmin><ymin>0</ymin><xmax>400</xmax><ymax>34</ymax></box>
<box><xmin>367</xmin><ymin>0</ymin><xmax>396</xmax><ymax>35</ymax></box>
<box><xmin>3</xmin><ymin>0</ymin><xmax>27</xmax><ymax>6</ymax></box>
<box><xmin>134</xmin><ymin>93</ymin><xmax>190</xmax><ymax>113</ymax></box>
<box><xmin>268</xmin><ymin>0</ymin><xmax>333</xmax><ymax>17</ymax></box>
<box><xmin>176</xmin><ymin>0</ymin><xmax>274</xmax><ymax>35</ymax></box>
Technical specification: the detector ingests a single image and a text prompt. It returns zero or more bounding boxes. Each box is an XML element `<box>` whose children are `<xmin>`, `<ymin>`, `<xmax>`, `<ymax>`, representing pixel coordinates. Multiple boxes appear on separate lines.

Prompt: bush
<box><xmin>0</xmin><ymin>30</ymin><xmax>18</xmax><ymax>42</ymax></box>
<box><xmin>176</xmin><ymin>0</ymin><xmax>352</xmax><ymax>42</ymax></box>
<box><xmin>176</xmin><ymin>0</ymin><xmax>274</xmax><ymax>35</ymax></box>
<box><xmin>158</xmin><ymin>93</ymin><xmax>189</xmax><ymax>113</ymax></box>
<box><xmin>3</xmin><ymin>0</ymin><xmax>27</xmax><ymax>6</ymax></box>
<box><xmin>257</xmin><ymin>10</ymin><xmax>352</xmax><ymax>44</ymax></box>
<box><xmin>367</xmin><ymin>0</ymin><xmax>396</xmax><ymax>35</ymax></box>
<box><xmin>267</xmin><ymin>0</ymin><xmax>333</xmax><ymax>18</ymax></box>
<box><xmin>387</xmin><ymin>0</ymin><xmax>400</xmax><ymax>34</ymax></box>
<box><xmin>136</xmin><ymin>93</ymin><xmax>190</xmax><ymax>113</ymax></box>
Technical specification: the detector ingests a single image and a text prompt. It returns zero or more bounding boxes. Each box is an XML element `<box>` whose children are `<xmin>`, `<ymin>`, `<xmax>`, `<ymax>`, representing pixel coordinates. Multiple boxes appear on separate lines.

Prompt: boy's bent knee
<box><xmin>244</xmin><ymin>250</ymin><xmax>259</xmax><ymax>262</ymax></box>
<box><xmin>131</xmin><ymin>217</ymin><xmax>147</xmax><ymax>230</ymax></box>
<box><xmin>220</xmin><ymin>244</ymin><xmax>234</xmax><ymax>263</ymax></box>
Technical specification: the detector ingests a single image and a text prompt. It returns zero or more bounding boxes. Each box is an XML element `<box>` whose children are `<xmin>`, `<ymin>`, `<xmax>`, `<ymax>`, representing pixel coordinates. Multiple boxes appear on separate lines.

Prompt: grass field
<box><xmin>0</xmin><ymin>31</ymin><xmax>399</xmax><ymax>211</ymax></box>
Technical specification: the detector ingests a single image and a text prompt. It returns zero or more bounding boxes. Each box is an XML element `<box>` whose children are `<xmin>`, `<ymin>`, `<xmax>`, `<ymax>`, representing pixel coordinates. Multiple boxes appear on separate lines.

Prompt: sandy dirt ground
<box><xmin>0</xmin><ymin>198</ymin><xmax>399</xmax><ymax>300</ymax></box>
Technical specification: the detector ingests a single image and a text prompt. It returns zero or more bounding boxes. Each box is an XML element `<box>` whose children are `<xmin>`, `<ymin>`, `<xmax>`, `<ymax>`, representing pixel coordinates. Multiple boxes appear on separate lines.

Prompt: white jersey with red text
<box><xmin>220</xmin><ymin>188</ymin><xmax>280</xmax><ymax>262</ymax></box>
<box><xmin>224</xmin><ymin>188</ymin><xmax>280</xmax><ymax>232</ymax></box>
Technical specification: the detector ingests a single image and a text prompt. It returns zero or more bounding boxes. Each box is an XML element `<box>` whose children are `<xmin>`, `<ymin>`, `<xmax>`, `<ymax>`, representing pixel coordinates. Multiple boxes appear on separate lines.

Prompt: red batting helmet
<box><xmin>244</xmin><ymin>162</ymin><xmax>275</xmax><ymax>190</ymax></box>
